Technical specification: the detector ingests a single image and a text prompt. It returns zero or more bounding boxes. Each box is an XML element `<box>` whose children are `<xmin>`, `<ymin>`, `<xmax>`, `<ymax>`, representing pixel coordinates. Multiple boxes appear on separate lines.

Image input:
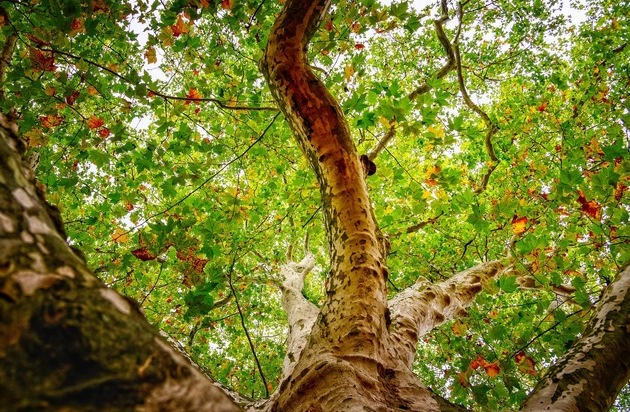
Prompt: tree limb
<box><xmin>261</xmin><ymin>0</ymin><xmax>390</xmax><ymax>351</ymax></box>
<box><xmin>388</xmin><ymin>260</ymin><xmax>506</xmax><ymax>367</ymax></box>
<box><xmin>277</xmin><ymin>254</ymin><xmax>319</xmax><ymax>382</ymax></box>
<box><xmin>521</xmin><ymin>265</ymin><xmax>630</xmax><ymax>412</ymax></box>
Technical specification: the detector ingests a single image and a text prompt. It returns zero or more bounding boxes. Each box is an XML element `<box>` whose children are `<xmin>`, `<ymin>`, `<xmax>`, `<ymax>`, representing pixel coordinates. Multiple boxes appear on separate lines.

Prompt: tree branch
<box><xmin>388</xmin><ymin>260</ymin><xmax>506</xmax><ymax>367</ymax></box>
<box><xmin>227</xmin><ymin>253</ymin><xmax>269</xmax><ymax>397</ymax></box>
<box><xmin>277</xmin><ymin>254</ymin><xmax>319</xmax><ymax>382</ymax></box>
<box><xmin>454</xmin><ymin>42</ymin><xmax>500</xmax><ymax>195</ymax></box>
<box><xmin>41</xmin><ymin>47</ymin><xmax>277</xmax><ymax>112</ymax></box>
<box><xmin>367</xmin><ymin>5</ymin><xmax>458</xmax><ymax>161</ymax></box>
<box><xmin>521</xmin><ymin>265</ymin><xmax>630</xmax><ymax>412</ymax></box>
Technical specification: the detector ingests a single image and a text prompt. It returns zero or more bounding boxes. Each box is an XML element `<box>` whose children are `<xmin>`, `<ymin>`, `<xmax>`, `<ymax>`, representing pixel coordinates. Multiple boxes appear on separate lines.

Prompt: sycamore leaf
<box><xmin>344</xmin><ymin>65</ymin><xmax>355</xmax><ymax>81</ymax></box>
<box><xmin>145</xmin><ymin>47</ymin><xmax>157</xmax><ymax>64</ymax></box>
<box><xmin>185</xmin><ymin>87</ymin><xmax>203</xmax><ymax>104</ymax></box>
<box><xmin>24</xmin><ymin>128</ymin><xmax>47</xmax><ymax>147</ymax></box>
<box><xmin>221</xmin><ymin>0</ymin><xmax>233</xmax><ymax>10</ymax></box>
<box><xmin>171</xmin><ymin>15</ymin><xmax>189</xmax><ymax>37</ymax></box>
<box><xmin>29</xmin><ymin>49</ymin><xmax>56</xmax><ymax>72</ymax></box>
<box><xmin>87</xmin><ymin>116</ymin><xmax>105</xmax><ymax>129</ymax></box>
<box><xmin>44</xmin><ymin>86</ymin><xmax>56</xmax><ymax>96</ymax></box>
<box><xmin>427</xmin><ymin>125</ymin><xmax>445</xmax><ymax>138</ymax></box>
<box><xmin>451</xmin><ymin>320</ymin><xmax>467</xmax><ymax>336</ymax></box>
<box><xmin>484</xmin><ymin>362</ymin><xmax>500</xmax><ymax>378</ymax></box>
<box><xmin>111</xmin><ymin>227</ymin><xmax>128</xmax><ymax>243</ymax></box>
<box><xmin>131</xmin><ymin>247</ymin><xmax>157</xmax><ymax>261</ymax></box>
<box><xmin>40</xmin><ymin>115</ymin><xmax>63</xmax><ymax>128</ymax></box>
<box><xmin>65</xmin><ymin>91</ymin><xmax>80</xmax><ymax>106</ymax></box>
<box><xmin>98</xmin><ymin>127</ymin><xmax>110</xmax><ymax>138</ymax></box>
<box><xmin>577</xmin><ymin>190</ymin><xmax>601</xmax><ymax>220</ymax></box>
<box><xmin>511</xmin><ymin>215</ymin><xmax>528</xmax><ymax>235</ymax></box>
<box><xmin>470</xmin><ymin>355</ymin><xmax>487</xmax><ymax>370</ymax></box>
<box><xmin>87</xmin><ymin>86</ymin><xmax>99</xmax><ymax>95</ymax></box>
<box><xmin>515</xmin><ymin>351</ymin><xmax>537</xmax><ymax>375</ymax></box>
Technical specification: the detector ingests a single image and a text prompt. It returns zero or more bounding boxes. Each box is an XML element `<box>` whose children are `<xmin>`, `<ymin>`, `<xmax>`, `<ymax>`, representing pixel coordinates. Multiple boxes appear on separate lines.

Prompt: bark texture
<box><xmin>0</xmin><ymin>116</ymin><xmax>240</xmax><ymax>411</ymax></box>
<box><xmin>522</xmin><ymin>265</ymin><xmax>630</xmax><ymax>412</ymax></box>
<box><xmin>258</xmin><ymin>0</ymin><xmax>485</xmax><ymax>410</ymax></box>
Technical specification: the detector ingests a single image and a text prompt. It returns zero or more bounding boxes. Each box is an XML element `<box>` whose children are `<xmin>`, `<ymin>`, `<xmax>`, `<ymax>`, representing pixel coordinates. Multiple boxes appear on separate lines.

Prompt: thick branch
<box><xmin>261</xmin><ymin>0</ymin><xmax>389</xmax><ymax>351</ymax></box>
<box><xmin>521</xmin><ymin>266</ymin><xmax>630</xmax><ymax>412</ymax></box>
<box><xmin>388</xmin><ymin>260</ymin><xmax>505</xmax><ymax>367</ymax></box>
<box><xmin>278</xmin><ymin>254</ymin><xmax>319</xmax><ymax>382</ymax></box>
<box><xmin>0</xmin><ymin>115</ymin><xmax>239</xmax><ymax>411</ymax></box>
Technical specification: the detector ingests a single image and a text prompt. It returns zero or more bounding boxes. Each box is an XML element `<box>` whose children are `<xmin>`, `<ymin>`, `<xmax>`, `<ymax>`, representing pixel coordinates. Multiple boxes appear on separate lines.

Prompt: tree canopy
<box><xmin>0</xmin><ymin>0</ymin><xmax>628</xmax><ymax>410</ymax></box>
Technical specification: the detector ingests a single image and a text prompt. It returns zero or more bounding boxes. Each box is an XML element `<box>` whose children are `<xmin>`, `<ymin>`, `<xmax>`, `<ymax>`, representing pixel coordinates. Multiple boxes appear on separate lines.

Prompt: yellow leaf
<box><xmin>425</xmin><ymin>165</ymin><xmax>441</xmax><ymax>178</ymax></box>
<box><xmin>427</xmin><ymin>125</ymin><xmax>444</xmax><ymax>138</ymax></box>
<box><xmin>378</xmin><ymin>116</ymin><xmax>391</xmax><ymax>128</ymax></box>
<box><xmin>111</xmin><ymin>227</ymin><xmax>128</xmax><ymax>243</ymax></box>
<box><xmin>226</xmin><ymin>96</ymin><xmax>238</xmax><ymax>107</ymax></box>
<box><xmin>344</xmin><ymin>65</ymin><xmax>355</xmax><ymax>81</ymax></box>
<box><xmin>145</xmin><ymin>47</ymin><xmax>157</xmax><ymax>64</ymax></box>
<box><xmin>451</xmin><ymin>320</ymin><xmax>467</xmax><ymax>336</ymax></box>
<box><xmin>511</xmin><ymin>215</ymin><xmax>528</xmax><ymax>235</ymax></box>
<box><xmin>24</xmin><ymin>128</ymin><xmax>47</xmax><ymax>147</ymax></box>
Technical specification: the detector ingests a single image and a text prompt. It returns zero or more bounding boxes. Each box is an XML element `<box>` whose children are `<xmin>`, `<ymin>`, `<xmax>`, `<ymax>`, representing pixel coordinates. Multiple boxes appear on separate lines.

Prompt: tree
<box><xmin>0</xmin><ymin>0</ymin><xmax>628</xmax><ymax>410</ymax></box>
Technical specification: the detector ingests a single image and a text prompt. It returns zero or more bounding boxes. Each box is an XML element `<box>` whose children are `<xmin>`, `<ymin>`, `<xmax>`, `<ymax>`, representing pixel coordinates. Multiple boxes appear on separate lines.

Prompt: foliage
<box><xmin>1</xmin><ymin>0</ymin><xmax>628</xmax><ymax>408</ymax></box>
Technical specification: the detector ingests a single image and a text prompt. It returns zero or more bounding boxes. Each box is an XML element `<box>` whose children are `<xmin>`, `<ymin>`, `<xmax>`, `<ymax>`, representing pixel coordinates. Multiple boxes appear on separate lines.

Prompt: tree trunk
<box><xmin>0</xmin><ymin>115</ymin><xmax>240</xmax><ymax>411</ymax></box>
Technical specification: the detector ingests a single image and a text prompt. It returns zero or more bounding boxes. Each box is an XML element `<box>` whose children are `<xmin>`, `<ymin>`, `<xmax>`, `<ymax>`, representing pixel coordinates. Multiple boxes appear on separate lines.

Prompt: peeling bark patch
<box><xmin>12</xmin><ymin>188</ymin><xmax>37</xmax><ymax>210</ymax></box>
<box><xmin>20</xmin><ymin>230</ymin><xmax>34</xmax><ymax>243</ymax></box>
<box><xmin>99</xmin><ymin>288</ymin><xmax>131</xmax><ymax>315</ymax></box>
<box><xmin>0</xmin><ymin>211</ymin><xmax>15</xmax><ymax>233</ymax></box>
<box><xmin>56</xmin><ymin>265</ymin><xmax>76</xmax><ymax>278</ymax></box>
<box><xmin>13</xmin><ymin>271</ymin><xmax>63</xmax><ymax>295</ymax></box>
<box><xmin>25</xmin><ymin>214</ymin><xmax>51</xmax><ymax>235</ymax></box>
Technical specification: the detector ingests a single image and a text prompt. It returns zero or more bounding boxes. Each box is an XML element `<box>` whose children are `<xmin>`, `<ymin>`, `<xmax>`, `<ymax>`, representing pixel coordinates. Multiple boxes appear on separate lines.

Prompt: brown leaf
<box><xmin>131</xmin><ymin>247</ymin><xmax>157</xmax><ymax>261</ymax></box>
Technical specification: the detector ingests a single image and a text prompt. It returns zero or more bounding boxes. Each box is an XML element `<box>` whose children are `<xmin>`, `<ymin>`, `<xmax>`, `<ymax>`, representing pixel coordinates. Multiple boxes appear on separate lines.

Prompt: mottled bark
<box><xmin>260</xmin><ymin>0</ymin><xmax>389</xmax><ymax>360</ymax></box>
<box><xmin>521</xmin><ymin>265</ymin><xmax>630</xmax><ymax>412</ymax></box>
<box><xmin>0</xmin><ymin>117</ymin><xmax>239</xmax><ymax>411</ymax></box>
<box><xmin>258</xmin><ymin>0</ymin><xmax>478</xmax><ymax>410</ymax></box>
<box><xmin>388</xmin><ymin>261</ymin><xmax>506</xmax><ymax>368</ymax></box>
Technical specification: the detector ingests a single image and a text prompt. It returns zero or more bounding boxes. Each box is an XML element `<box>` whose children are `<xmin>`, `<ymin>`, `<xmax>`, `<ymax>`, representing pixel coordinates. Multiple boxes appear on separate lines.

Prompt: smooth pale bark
<box><xmin>0</xmin><ymin>116</ymin><xmax>240</xmax><ymax>411</ymax></box>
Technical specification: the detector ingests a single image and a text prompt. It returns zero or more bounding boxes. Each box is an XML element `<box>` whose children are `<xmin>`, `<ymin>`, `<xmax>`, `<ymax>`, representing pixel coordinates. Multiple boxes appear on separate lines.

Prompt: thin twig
<box><xmin>390</xmin><ymin>211</ymin><xmax>444</xmax><ymax>238</ymax></box>
<box><xmin>41</xmin><ymin>47</ymin><xmax>278</xmax><ymax>112</ymax></box>
<box><xmin>226</xmin><ymin>252</ymin><xmax>269</xmax><ymax>397</ymax></box>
